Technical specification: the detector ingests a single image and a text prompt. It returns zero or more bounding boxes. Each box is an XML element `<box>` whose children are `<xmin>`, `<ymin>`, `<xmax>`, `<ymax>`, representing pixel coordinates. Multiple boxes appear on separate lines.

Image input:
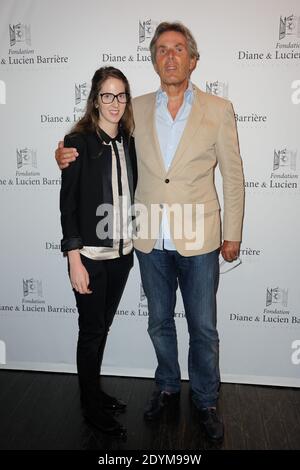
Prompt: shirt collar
<box><xmin>98</xmin><ymin>127</ymin><xmax>122</xmax><ymax>144</ymax></box>
<box><xmin>156</xmin><ymin>80</ymin><xmax>194</xmax><ymax>105</ymax></box>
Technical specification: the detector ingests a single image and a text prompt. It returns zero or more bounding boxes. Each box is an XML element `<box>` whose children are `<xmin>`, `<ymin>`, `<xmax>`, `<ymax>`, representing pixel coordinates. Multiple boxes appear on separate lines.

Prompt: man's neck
<box><xmin>162</xmin><ymin>79</ymin><xmax>188</xmax><ymax>99</ymax></box>
<box><xmin>161</xmin><ymin>80</ymin><xmax>189</xmax><ymax>119</ymax></box>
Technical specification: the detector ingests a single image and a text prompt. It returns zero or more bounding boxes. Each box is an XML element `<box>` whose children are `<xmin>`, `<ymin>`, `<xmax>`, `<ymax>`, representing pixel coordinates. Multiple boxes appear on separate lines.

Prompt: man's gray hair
<box><xmin>149</xmin><ymin>22</ymin><xmax>200</xmax><ymax>65</ymax></box>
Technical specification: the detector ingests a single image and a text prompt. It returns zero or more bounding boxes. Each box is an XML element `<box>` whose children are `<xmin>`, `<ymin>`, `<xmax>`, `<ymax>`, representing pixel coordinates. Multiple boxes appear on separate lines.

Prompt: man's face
<box><xmin>154</xmin><ymin>30</ymin><xmax>196</xmax><ymax>87</ymax></box>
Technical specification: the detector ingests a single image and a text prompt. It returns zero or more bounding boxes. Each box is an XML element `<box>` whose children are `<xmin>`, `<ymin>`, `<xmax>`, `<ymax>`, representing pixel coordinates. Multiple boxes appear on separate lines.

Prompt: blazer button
<box><xmin>165</xmin><ymin>178</ymin><xmax>170</xmax><ymax>183</ymax></box>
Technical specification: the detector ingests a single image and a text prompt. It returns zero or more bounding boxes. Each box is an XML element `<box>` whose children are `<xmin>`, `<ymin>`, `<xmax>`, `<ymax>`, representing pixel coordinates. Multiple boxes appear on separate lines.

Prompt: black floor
<box><xmin>0</xmin><ymin>370</ymin><xmax>299</xmax><ymax>450</ymax></box>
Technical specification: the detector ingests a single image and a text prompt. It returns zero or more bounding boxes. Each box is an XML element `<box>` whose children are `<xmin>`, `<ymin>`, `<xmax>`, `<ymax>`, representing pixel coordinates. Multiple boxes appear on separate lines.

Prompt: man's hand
<box><xmin>55</xmin><ymin>141</ymin><xmax>78</xmax><ymax>170</ymax></box>
<box><xmin>221</xmin><ymin>240</ymin><xmax>240</xmax><ymax>262</ymax></box>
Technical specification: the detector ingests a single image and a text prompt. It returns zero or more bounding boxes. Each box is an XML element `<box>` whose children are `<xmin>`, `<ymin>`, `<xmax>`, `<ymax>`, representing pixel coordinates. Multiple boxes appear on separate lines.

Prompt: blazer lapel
<box><xmin>144</xmin><ymin>94</ymin><xmax>166</xmax><ymax>173</ymax></box>
<box><xmin>168</xmin><ymin>87</ymin><xmax>206</xmax><ymax>173</ymax></box>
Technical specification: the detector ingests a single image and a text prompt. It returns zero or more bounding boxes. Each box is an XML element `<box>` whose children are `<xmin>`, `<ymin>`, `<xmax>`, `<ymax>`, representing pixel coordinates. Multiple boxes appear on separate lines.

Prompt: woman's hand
<box><xmin>68</xmin><ymin>250</ymin><xmax>92</xmax><ymax>294</ymax></box>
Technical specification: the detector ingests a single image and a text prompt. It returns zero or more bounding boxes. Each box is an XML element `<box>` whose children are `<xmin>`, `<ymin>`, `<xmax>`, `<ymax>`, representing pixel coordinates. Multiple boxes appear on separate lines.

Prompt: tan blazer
<box><xmin>132</xmin><ymin>85</ymin><xmax>244</xmax><ymax>256</ymax></box>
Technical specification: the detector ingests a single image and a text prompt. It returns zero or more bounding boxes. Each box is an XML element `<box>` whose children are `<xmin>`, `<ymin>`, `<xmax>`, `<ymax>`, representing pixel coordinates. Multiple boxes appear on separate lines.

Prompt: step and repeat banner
<box><xmin>0</xmin><ymin>0</ymin><xmax>299</xmax><ymax>386</ymax></box>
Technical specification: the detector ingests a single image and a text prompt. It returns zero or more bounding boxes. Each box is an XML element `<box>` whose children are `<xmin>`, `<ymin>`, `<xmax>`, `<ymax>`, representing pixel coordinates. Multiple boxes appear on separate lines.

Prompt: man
<box><xmin>56</xmin><ymin>22</ymin><xmax>244</xmax><ymax>442</ymax></box>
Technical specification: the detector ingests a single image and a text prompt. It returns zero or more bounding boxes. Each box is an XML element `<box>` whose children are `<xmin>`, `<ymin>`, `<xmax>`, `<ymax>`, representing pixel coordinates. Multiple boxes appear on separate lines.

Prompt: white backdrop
<box><xmin>0</xmin><ymin>0</ymin><xmax>300</xmax><ymax>386</ymax></box>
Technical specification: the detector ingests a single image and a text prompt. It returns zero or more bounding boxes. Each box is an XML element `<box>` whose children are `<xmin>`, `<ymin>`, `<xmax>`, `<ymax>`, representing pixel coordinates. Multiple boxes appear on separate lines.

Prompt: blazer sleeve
<box><xmin>216</xmin><ymin>100</ymin><xmax>245</xmax><ymax>241</ymax></box>
<box><xmin>60</xmin><ymin>133</ymin><xmax>85</xmax><ymax>253</ymax></box>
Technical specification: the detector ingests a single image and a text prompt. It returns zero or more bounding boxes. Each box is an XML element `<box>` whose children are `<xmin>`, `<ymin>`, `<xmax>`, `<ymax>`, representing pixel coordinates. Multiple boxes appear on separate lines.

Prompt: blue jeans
<box><xmin>136</xmin><ymin>248</ymin><xmax>220</xmax><ymax>409</ymax></box>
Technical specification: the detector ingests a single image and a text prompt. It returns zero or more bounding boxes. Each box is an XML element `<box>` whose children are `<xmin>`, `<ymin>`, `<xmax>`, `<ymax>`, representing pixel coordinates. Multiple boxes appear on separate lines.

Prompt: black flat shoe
<box><xmin>144</xmin><ymin>390</ymin><xmax>180</xmax><ymax>421</ymax></box>
<box><xmin>82</xmin><ymin>406</ymin><xmax>127</xmax><ymax>438</ymax></box>
<box><xmin>100</xmin><ymin>390</ymin><xmax>127</xmax><ymax>413</ymax></box>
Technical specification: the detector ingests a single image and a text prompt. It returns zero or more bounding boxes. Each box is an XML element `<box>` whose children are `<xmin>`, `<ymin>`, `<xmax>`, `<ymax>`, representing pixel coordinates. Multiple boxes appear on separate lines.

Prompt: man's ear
<box><xmin>153</xmin><ymin>60</ymin><xmax>158</xmax><ymax>74</ymax></box>
<box><xmin>189</xmin><ymin>57</ymin><xmax>197</xmax><ymax>73</ymax></box>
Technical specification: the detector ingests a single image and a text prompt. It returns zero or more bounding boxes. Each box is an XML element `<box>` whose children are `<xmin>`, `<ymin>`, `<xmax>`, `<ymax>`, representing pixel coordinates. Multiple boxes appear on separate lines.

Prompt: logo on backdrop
<box><xmin>279</xmin><ymin>15</ymin><xmax>300</xmax><ymax>40</ymax></box>
<box><xmin>136</xmin><ymin>283</ymin><xmax>148</xmax><ymax>318</ymax></box>
<box><xmin>72</xmin><ymin>82</ymin><xmax>89</xmax><ymax>121</ymax></box>
<box><xmin>229</xmin><ymin>287</ymin><xmax>299</xmax><ymax>327</ymax></box>
<box><xmin>270</xmin><ymin>148</ymin><xmax>298</xmax><ymax>189</ymax></box>
<box><xmin>14</xmin><ymin>148</ymin><xmax>60</xmax><ymax>186</ymax></box>
<box><xmin>100</xmin><ymin>18</ymin><xmax>158</xmax><ymax>65</ymax></box>
<box><xmin>75</xmin><ymin>83</ymin><xmax>88</xmax><ymax>106</ymax></box>
<box><xmin>266</xmin><ymin>287</ymin><xmax>288</xmax><ymax>308</ymax></box>
<box><xmin>22</xmin><ymin>278</ymin><xmax>44</xmax><ymax>304</ymax></box>
<box><xmin>139</xmin><ymin>19</ymin><xmax>156</xmax><ymax>44</ymax></box>
<box><xmin>273</xmin><ymin>148</ymin><xmax>297</xmax><ymax>171</ymax></box>
<box><xmin>0</xmin><ymin>148</ymin><xmax>61</xmax><ymax>188</ymax></box>
<box><xmin>39</xmin><ymin>80</ymin><xmax>89</xmax><ymax>126</ymax></box>
<box><xmin>206</xmin><ymin>81</ymin><xmax>229</xmax><ymax>98</ymax></box>
<box><xmin>206</xmin><ymin>81</ymin><xmax>267</xmax><ymax>124</ymax></box>
<box><xmin>140</xmin><ymin>284</ymin><xmax>146</xmax><ymax>302</ymax></box>
<box><xmin>17</xmin><ymin>147</ymin><xmax>37</xmax><ymax>169</ymax></box>
<box><xmin>137</xmin><ymin>18</ymin><xmax>158</xmax><ymax>61</ymax></box>
<box><xmin>136</xmin><ymin>18</ymin><xmax>158</xmax><ymax>61</ymax></box>
<box><xmin>263</xmin><ymin>286</ymin><xmax>294</xmax><ymax>325</ymax></box>
<box><xmin>0</xmin><ymin>280</ymin><xmax>77</xmax><ymax>314</ymax></box>
<box><xmin>9</xmin><ymin>23</ymin><xmax>31</xmax><ymax>47</ymax></box>
<box><xmin>245</xmin><ymin>148</ymin><xmax>299</xmax><ymax>192</ymax></box>
<box><xmin>237</xmin><ymin>13</ymin><xmax>300</xmax><ymax>62</ymax></box>
<box><xmin>0</xmin><ymin>23</ymin><xmax>69</xmax><ymax>67</ymax></box>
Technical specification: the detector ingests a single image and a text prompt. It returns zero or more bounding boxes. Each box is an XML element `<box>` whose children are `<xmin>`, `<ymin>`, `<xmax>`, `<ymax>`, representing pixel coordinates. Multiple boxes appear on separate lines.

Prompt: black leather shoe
<box><xmin>199</xmin><ymin>407</ymin><xmax>224</xmax><ymax>441</ymax></box>
<box><xmin>144</xmin><ymin>390</ymin><xmax>180</xmax><ymax>421</ymax></box>
<box><xmin>100</xmin><ymin>390</ymin><xmax>127</xmax><ymax>413</ymax></box>
<box><xmin>82</xmin><ymin>406</ymin><xmax>127</xmax><ymax>438</ymax></box>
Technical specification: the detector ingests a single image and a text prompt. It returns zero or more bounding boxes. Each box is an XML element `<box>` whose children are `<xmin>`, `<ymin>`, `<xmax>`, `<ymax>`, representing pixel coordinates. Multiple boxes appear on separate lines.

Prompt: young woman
<box><xmin>60</xmin><ymin>66</ymin><xmax>137</xmax><ymax>437</ymax></box>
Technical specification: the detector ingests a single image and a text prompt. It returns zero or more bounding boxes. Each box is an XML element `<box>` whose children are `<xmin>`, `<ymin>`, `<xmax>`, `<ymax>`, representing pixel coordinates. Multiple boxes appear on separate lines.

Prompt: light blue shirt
<box><xmin>154</xmin><ymin>81</ymin><xmax>194</xmax><ymax>250</ymax></box>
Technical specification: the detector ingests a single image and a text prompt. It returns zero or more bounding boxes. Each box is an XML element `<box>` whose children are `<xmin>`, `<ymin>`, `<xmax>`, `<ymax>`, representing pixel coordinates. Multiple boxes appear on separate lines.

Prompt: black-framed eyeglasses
<box><xmin>98</xmin><ymin>92</ymin><xmax>130</xmax><ymax>104</ymax></box>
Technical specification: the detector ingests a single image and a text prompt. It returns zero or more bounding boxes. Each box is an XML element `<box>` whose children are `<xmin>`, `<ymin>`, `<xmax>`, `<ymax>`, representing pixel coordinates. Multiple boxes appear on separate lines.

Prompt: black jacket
<box><xmin>60</xmin><ymin>129</ymin><xmax>137</xmax><ymax>252</ymax></box>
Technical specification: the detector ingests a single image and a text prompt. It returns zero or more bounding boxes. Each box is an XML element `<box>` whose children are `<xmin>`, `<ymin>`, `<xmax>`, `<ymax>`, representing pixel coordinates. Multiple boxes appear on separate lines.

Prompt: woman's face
<box><xmin>96</xmin><ymin>77</ymin><xmax>127</xmax><ymax>132</ymax></box>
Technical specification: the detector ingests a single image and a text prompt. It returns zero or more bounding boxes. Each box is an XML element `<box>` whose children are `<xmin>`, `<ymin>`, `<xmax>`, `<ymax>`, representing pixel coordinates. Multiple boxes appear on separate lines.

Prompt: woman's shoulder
<box><xmin>64</xmin><ymin>131</ymin><xmax>100</xmax><ymax>150</ymax></box>
<box><xmin>64</xmin><ymin>131</ymin><xmax>87</xmax><ymax>145</ymax></box>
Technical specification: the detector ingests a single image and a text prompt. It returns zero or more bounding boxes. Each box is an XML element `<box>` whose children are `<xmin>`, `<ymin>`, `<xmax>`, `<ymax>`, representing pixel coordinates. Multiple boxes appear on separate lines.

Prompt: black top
<box><xmin>60</xmin><ymin>129</ymin><xmax>137</xmax><ymax>252</ymax></box>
